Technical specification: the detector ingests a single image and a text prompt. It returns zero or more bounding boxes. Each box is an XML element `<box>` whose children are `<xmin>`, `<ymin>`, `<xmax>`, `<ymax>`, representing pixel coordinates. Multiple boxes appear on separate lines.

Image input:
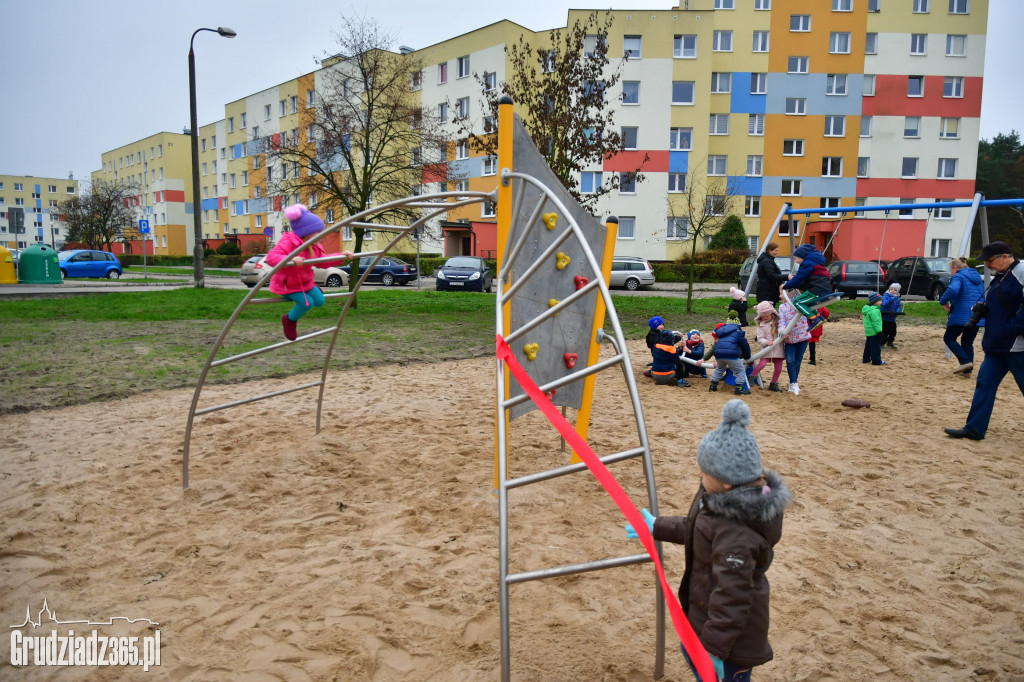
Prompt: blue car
<box><xmin>435</xmin><ymin>256</ymin><xmax>493</xmax><ymax>292</ymax></box>
<box><xmin>58</xmin><ymin>249</ymin><xmax>123</xmax><ymax>280</ymax></box>
<box><xmin>342</xmin><ymin>256</ymin><xmax>418</xmax><ymax>286</ymax></box>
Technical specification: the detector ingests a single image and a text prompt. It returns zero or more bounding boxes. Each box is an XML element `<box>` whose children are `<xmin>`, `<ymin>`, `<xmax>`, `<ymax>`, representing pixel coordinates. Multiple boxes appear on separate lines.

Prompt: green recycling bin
<box><xmin>17</xmin><ymin>244</ymin><xmax>62</xmax><ymax>284</ymax></box>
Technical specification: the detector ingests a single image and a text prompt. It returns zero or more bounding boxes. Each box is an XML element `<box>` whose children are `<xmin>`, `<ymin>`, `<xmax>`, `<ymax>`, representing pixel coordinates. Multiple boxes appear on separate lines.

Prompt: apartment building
<box><xmin>0</xmin><ymin>174</ymin><xmax>79</xmax><ymax>250</ymax></box>
<box><xmin>94</xmin><ymin>0</ymin><xmax>987</xmax><ymax>262</ymax></box>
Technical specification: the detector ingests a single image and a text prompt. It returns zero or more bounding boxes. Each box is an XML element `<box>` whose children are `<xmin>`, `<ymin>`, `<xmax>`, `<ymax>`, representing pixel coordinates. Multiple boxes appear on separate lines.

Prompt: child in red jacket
<box><xmin>807</xmin><ymin>306</ymin><xmax>830</xmax><ymax>365</ymax></box>
<box><xmin>266</xmin><ymin>204</ymin><xmax>353</xmax><ymax>340</ymax></box>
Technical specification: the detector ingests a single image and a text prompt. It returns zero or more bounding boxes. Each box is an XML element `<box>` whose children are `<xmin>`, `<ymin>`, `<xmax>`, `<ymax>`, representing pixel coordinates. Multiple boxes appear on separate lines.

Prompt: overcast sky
<box><xmin>2</xmin><ymin>0</ymin><xmax>1020</xmax><ymax>185</ymax></box>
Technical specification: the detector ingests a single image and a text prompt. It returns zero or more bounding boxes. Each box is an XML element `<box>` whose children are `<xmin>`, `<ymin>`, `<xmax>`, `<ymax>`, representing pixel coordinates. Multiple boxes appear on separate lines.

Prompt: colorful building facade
<box><xmin>0</xmin><ymin>174</ymin><xmax>80</xmax><ymax>250</ymax></box>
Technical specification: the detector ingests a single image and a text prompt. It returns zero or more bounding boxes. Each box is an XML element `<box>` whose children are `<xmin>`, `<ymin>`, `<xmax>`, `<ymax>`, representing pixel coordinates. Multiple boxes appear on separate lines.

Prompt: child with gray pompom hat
<box><xmin>626</xmin><ymin>400</ymin><xmax>791</xmax><ymax>681</ymax></box>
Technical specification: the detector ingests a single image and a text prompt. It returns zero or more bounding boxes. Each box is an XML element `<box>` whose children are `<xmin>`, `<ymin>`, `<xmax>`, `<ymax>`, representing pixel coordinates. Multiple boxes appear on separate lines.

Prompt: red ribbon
<box><xmin>496</xmin><ymin>335</ymin><xmax>716</xmax><ymax>682</ymax></box>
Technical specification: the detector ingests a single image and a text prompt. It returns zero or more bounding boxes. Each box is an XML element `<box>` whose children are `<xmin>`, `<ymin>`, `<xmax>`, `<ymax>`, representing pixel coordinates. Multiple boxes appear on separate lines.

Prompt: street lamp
<box><xmin>189</xmin><ymin>26</ymin><xmax>236</xmax><ymax>288</ymax></box>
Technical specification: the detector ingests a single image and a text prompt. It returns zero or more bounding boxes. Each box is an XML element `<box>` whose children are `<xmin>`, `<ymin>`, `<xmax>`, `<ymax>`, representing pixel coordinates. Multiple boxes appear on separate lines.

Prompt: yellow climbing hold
<box><xmin>524</xmin><ymin>343</ymin><xmax>540</xmax><ymax>361</ymax></box>
<box><xmin>542</xmin><ymin>212</ymin><xmax>558</xmax><ymax>230</ymax></box>
<box><xmin>556</xmin><ymin>251</ymin><xmax>571</xmax><ymax>270</ymax></box>
<box><xmin>548</xmin><ymin>298</ymin><xmax>560</xmax><ymax>316</ymax></box>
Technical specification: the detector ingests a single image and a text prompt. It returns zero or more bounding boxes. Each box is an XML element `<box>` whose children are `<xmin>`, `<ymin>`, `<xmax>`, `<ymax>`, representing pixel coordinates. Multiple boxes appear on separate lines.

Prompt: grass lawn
<box><xmin>0</xmin><ymin>288</ymin><xmax>947</xmax><ymax>414</ymax></box>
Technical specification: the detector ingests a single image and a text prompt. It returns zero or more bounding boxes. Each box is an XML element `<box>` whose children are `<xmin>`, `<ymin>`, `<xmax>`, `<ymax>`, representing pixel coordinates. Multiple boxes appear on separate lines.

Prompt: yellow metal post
<box><xmin>495</xmin><ymin>97</ymin><xmax>514</xmax><ymax>489</ymax></box>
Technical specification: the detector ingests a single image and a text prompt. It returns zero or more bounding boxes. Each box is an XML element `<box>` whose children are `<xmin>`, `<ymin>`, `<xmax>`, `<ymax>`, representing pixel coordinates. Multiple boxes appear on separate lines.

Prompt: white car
<box><xmin>239</xmin><ymin>254</ymin><xmax>350</xmax><ymax>288</ymax></box>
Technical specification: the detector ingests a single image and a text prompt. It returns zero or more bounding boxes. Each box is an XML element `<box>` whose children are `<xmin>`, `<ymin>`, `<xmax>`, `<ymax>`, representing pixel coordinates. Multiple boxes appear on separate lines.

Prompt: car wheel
<box><xmin>325</xmin><ymin>274</ymin><xmax>342</xmax><ymax>287</ymax></box>
<box><xmin>929</xmin><ymin>282</ymin><xmax>945</xmax><ymax>301</ymax></box>
<box><xmin>107</xmin><ymin>270</ymin><xmax>121</xmax><ymax>280</ymax></box>
<box><xmin>381</xmin><ymin>272</ymin><xmax>395</xmax><ymax>286</ymax></box>
<box><xmin>245</xmin><ymin>283</ymin><xmax>255</xmax><ymax>288</ymax></box>
<box><xmin>624</xmin><ymin>277</ymin><xmax>640</xmax><ymax>291</ymax></box>
<box><xmin>60</xmin><ymin>269</ymin><xmax>67</xmax><ymax>281</ymax></box>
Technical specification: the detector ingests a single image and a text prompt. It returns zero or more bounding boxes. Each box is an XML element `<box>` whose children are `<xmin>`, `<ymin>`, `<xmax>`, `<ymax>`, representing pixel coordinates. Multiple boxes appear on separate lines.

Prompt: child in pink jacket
<box><xmin>751</xmin><ymin>300</ymin><xmax>784</xmax><ymax>392</ymax></box>
<box><xmin>266</xmin><ymin>204</ymin><xmax>352</xmax><ymax>340</ymax></box>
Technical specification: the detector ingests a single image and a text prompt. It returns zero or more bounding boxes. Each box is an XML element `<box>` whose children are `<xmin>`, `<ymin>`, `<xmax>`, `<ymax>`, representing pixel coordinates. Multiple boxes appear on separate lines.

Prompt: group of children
<box><xmin>646</xmin><ymin>243</ymin><xmax>902</xmax><ymax>398</ymax></box>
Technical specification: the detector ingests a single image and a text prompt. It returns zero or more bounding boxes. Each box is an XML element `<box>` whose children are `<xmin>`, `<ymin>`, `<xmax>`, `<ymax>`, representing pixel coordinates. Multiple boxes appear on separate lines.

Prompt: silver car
<box><xmin>609</xmin><ymin>256</ymin><xmax>656</xmax><ymax>290</ymax></box>
<box><xmin>239</xmin><ymin>254</ymin><xmax>350</xmax><ymax>288</ymax></box>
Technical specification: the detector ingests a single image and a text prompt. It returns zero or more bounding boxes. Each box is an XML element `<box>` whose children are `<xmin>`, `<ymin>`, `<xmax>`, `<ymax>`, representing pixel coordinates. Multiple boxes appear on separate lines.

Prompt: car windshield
<box><xmin>925</xmin><ymin>258</ymin><xmax>951</xmax><ymax>273</ymax></box>
<box><xmin>445</xmin><ymin>257</ymin><xmax>480</xmax><ymax>268</ymax></box>
<box><xmin>57</xmin><ymin>252</ymin><xmax>75</xmax><ymax>261</ymax></box>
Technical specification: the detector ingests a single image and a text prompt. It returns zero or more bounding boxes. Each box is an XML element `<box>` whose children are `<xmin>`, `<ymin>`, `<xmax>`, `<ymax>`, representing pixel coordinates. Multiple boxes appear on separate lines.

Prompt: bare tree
<box><xmin>56</xmin><ymin>179</ymin><xmax>141</xmax><ymax>252</ymax></box>
<box><xmin>266</xmin><ymin>15</ymin><xmax>451</xmax><ymax>287</ymax></box>
<box><xmin>666</xmin><ymin>160</ymin><xmax>742</xmax><ymax>313</ymax></box>
<box><xmin>457</xmin><ymin>10</ymin><xmax>645</xmax><ymax>211</ymax></box>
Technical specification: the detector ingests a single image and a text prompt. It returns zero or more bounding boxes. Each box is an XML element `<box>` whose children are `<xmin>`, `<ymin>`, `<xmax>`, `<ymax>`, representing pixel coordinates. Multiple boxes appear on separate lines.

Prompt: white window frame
<box><xmin>781</xmin><ymin>179</ymin><xmax>802</xmax><ymax>196</ymax></box>
<box><xmin>948</xmin><ymin>0</ymin><xmax>969</xmax><ymax>14</ymax></box>
<box><xmin>621</xmin><ymin>126</ymin><xmax>639</xmax><ymax>150</ymax></box>
<box><xmin>904</xmin><ymin>116</ymin><xmax>921</xmax><ymax>138</ymax></box>
<box><xmin>826</xmin><ymin>74</ymin><xmax>848</xmax><ymax>96</ymax></box>
<box><xmin>713</xmin><ymin>30</ymin><xmax>733</xmax><ymax>52</ymax></box>
<box><xmin>914</xmin><ymin>0</ymin><xmax>930</xmax><ymax>12</ymax></box>
<box><xmin>482</xmin><ymin>200</ymin><xmax>496</xmax><ymax>218</ymax></box>
<box><xmin>749</xmin><ymin>114</ymin><xmax>765</xmax><ymax>136</ymax></box>
<box><xmin>931</xmin><ymin>238</ymin><xmax>952</xmax><ymax>256</ymax></box>
<box><xmin>830</xmin><ymin>32</ymin><xmax>852</xmax><ymax>54</ymax></box>
<box><xmin>670</xmin><ymin>127</ymin><xmax>693</xmax><ymax>150</ymax></box>
<box><xmin>707</xmin><ymin>155</ymin><xmax>728</xmax><ymax>176</ymax></box>
<box><xmin>622</xmin><ymin>80</ymin><xmax>641</xmax><ymax>104</ymax></box>
<box><xmin>788</xmin><ymin>56</ymin><xmax>809</xmax><ymax>74</ymax></box>
<box><xmin>667</xmin><ymin>217</ymin><xmax>690</xmax><ymax>240</ymax></box>
<box><xmin>750</xmin><ymin>73</ymin><xmax>767</xmax><ymax>94</ymax></box>
<box><xmin>754</xmin><ymin>0</ymin><xmax>771</xmax><ymax>8</ymax></box>
<box><xmin>946</xmin><ymin>34</ymin><xmax>967</xmax><ymax>57</ymax></box>
<box><xmin>785</xmin><ymin>98</ymin><xmax>807</xmax><ymax>115</ymax></box>
<box><xmin>752</xmin><ymin>31</ymin><xmax>770</xmax><ymax>52</ymax></box>
<box><xmin>438</xmin><ymin>62</ymin><xmax>448</xmax><ymax>84</ymax></box>
<box><xmin>944</xmin><ymin>76</ymin><xmax>964</xmax><ymax>98</ymax></box>
<box><xmin>745</xmin><ymin>196</ymin><xmax>761</xmax><ymax>217</ymax></box>
<box><xmin>863</xmin><ymin>74</ymin><xmax>876</xmax><ymax>96</ymax></box>
<box><xmin>902</xmin><ymin>157</ymin><xmax>919</xmax><ymax>179</ymax></box>
<box><xmin>580</xmin><ymin>171</ymin><xmax>603</xmax><ymax>194</ymax></box>
<box><xmin>674</xmin><ymin>34</ymin><xmax>697</xmax><ymax>59</ymax></box>
<box><xmin>783</xmin><ymin>139</ymin><xmax>805</xmax><ymax>156</ymax></box>
<box><xmin>908</xmin><ymin>75</ymin><xmax>925</xmax><ymax>97</ymax></box>
<box><xmin>910</xmin><ymin>33</ymin><xmax>927</xmax><ymax>55</ymax></box>
<box><xmin>820</xmin><ymin>197</ymin><xmax>842</xmax><ymax>217</ymax></box>
<box><xmin>668</xmin><ymin>173</ymin><xmax>687</xmax><ymax>193</ymax></box>
<box><xmin>711</xmin><ymin>72</ymin><xmax>731</xmax><ymax>94</ymax></box>
<box><xmin>821</xmin><ymin>156</ymin><xmax>843</xmax><ymax>177</ymax></box>
<box><xmin>936</xmin><ymin>200</ymin><xmax>954</xmax><ymax>219</ymax></box>
<box><xmin>938</xmin><ymin>158</ymin><xmax>958</xmax><ymax>179</ymax></box>
<box><xmin>456</xmin><ymin>140</ymin><xmax>469</xmax><ymax>160</ymax></box>
<box><xmin>456</xmin><ymin>55</ymin><xmax>470</xmax><ymax>79</ymax></box>
<box><xmin>623</xmin><ymin>35</ymin><xmax>642</xmax><ymax>58</ymax></box>
<box><xmin>709</xmin><ymin>114</ymin><xmax>730</xmax><ymax>135</ymax></box>
<box><xmin>714</xmin><ymin>0</ymin><xmax>735</xmax><ymax>8</ymax></box>
<box><xmin>790</xmin><ymin>14</ymin><xmax>811</xmax><ymax>31</ymax></box>
<box><xmin>619</xmin><ymin>172</ymin><xmax>637</xmax><ymax>194</ymax></box>
<box><xmin>747</xmin><ymin>155</ymin><xmax>764</xmax><ymax>177</ymax></box>
<box><xmin>618</xmin><ymin>216</ymin><xmax>636</xmax><ymax>240</ymax></box>
<box><xmin>899</xmin><ymin>199</ymin><xmax>915</xmax><ymax>219</ymax></box>
<box><xmin>456</xmin><ymin>97</ymin><xmax>470</xmax><ymax>118</ymax></box>
<box><xmin>833</xmin><ymin>0</ymin><xmax>853</xmax><ymax>10</ymax></box>
<box><xmin>857</xmin><ymin>157</ymin><xmax>870</xmax><ymax>178</ymax></box>
<box><xmin>672</xmin><ymin>81</ymin><xmax>695</xmax><ymax>105</ymax></box>
<box><xmin>861</xmin><ymin>116</ymin><xmax>873</xmax><ymax>137</ymax></box>
<box><xmin>865</xmin><ymin>33</ymin><xmax>878</xmax><ymax>54</ymax></box>
<box><xmin>940</xmin><ymin>117</ymin><xmax>961</xmax><ymax>139</ymax></box>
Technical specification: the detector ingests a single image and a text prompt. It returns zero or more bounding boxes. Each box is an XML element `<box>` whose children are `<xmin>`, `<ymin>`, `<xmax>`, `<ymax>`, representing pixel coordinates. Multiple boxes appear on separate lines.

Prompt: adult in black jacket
<box><xmin>755</xmin><ymin>243</ymin><xmax>788</xmax><ymax>305</ymax></box>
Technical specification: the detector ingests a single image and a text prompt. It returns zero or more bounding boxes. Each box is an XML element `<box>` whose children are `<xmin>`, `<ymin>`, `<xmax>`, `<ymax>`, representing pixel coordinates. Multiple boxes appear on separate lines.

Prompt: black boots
<box><xmin>734</xmin><ymin>385</ymin><xmax>751</xmax><ymax>395</ymax></box>
<box><xmin>768</xmin><ymin>382</ymin><xmax>781</xmax><ymax>392</ymax></box>
<box><xmin>709</xmin><ymin>381</ymin><xmax>719</xmax><ymax>392</ymax></box>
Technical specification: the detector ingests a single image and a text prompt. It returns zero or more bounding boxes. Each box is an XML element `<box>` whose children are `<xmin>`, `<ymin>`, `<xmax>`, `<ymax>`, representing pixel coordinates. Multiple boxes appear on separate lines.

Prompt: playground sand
<box><xmin>1</xmin><ymin>318</ymin><xmax>1022</xmax><ymax>680</ymax></box>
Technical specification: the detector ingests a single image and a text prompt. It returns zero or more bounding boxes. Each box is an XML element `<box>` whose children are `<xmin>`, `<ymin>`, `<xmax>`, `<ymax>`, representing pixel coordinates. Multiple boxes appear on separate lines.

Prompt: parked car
<box><xmin>239</xmin><ymin>254</ymin><xmax>350</xmax><ymax>288</ymax></box>
<box><xmin>57</xmin><ymin>249</ymin><xmax>123</xmax><ymax>280</ymax></box>
<box><xmin>609</xmin><ymin>256</ymin><xmax>656</xmax><ymax>290</ymax></box>
<box><xmin>736</xmin><ymin>255</ymin><xmax>793</xmax><ymax>291</ymax></box>
<box><xmin>884</xmin><ymin>256</ymin><xmax>953</xmax><ymax>300</ymax></box>
<box><xmin>342</xmin><ymin>256</ymin><xmax>418</xmax><ymax>286</ymax></box>
<box><xmin>435</xmin><ymin>256</ymin><xmax>493</xmax><ymax>292</ymax></box>
<box><xmin>827</xmin><ymin>260</ymin><xmax>887</xmax><ymax>299</ymax></box>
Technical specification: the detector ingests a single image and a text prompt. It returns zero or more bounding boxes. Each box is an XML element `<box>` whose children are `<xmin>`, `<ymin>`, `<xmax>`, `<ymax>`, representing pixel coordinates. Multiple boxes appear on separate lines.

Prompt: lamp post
<box><xmin>189</xmin><ymin>26</ymin><xmax>236</xmax><ymax>288</ymax></box>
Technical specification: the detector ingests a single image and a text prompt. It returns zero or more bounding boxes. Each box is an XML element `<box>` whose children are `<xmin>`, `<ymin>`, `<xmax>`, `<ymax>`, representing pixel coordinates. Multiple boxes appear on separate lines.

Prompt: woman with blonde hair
<box><xmin>938</xmin><ymin>256</ymin><xmax>985</xmax><ymax>374</ymax></box>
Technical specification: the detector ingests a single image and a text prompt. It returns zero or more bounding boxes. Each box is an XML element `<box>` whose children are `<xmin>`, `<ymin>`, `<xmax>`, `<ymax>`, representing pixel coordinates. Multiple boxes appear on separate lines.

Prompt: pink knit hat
<box><xmin>729</xmin><ymin>286</ymin><xmax>747</xmax><ymax>301</ymax></box>
<box><xmin>285</xmin><ymin>204</ymin><xmax>324</xmax><ymax>238</ymax></box>
<box><xmin>754</xmin><ymin>300</ymin><xmax>778</xmax><ymax>318</ymax></box>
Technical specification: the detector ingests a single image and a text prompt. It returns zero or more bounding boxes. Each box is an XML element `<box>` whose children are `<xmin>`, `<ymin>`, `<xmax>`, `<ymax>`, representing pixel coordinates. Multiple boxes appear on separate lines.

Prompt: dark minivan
<box><xmin>884</xmin><ymin>256</ymin><xmax>952</xmax><ymax>300</ymax></box>
<box><xmin>827</xmin><ymin>260</ymin><xmax>886</xmax><ymax>299</ymax></box>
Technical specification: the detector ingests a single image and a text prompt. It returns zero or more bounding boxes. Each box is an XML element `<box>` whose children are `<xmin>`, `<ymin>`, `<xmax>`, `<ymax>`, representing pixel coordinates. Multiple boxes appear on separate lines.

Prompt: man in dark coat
<box><xmin>755</xmin><ymin>243</ymin><xmax>789</xmax><ymax>305</ymax></box>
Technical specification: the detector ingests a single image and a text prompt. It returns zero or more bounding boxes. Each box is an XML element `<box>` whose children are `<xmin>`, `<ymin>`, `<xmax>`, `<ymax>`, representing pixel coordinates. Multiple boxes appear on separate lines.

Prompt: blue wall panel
<box><xmin>669</xmin><ymin>151</ymin><xmax>689</xmax><ymax>173</ymax></box>
<box><xmin>730</xmin><ymin>73</ymin><xmax>767</xmax><ymax>114</ymax></box>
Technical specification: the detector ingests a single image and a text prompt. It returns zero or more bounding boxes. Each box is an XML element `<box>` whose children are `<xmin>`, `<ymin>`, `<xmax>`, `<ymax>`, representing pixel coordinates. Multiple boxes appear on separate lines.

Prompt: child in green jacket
<box><xmin>862</xmin><ymin>292</ymin><xmax>885</xmax><ymax>366</ymax></box>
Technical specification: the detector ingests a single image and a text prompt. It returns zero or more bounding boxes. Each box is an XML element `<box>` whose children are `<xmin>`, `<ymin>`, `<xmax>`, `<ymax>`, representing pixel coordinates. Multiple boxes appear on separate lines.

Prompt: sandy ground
<box><xmin>1</xmin><ymin>318</ymin><xmax>1023</xmax><ymax>681</ymax></box>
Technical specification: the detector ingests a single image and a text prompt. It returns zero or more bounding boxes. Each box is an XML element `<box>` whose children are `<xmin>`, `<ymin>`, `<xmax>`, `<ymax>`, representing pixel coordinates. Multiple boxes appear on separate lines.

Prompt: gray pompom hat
<box><xmin>697</xmin><ymin>399</ymin><xmax>764</xmax><ymax>486</ymax></box>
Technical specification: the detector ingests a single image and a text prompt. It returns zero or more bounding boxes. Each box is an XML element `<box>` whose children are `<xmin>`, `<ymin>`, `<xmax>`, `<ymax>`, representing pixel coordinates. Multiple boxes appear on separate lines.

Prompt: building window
<box><xmin>911</xmin><ymin>33</ymin><xmax>927</xmax><ymax>55</ymax></box>
<box><xmin>581</xmin><ymin>171</ymin><xmax>603</xmax><ymax>194</ymax></box>
<box><xmin>936</xmin><ymin>200</ymin><xmax>954</xmax><ymax>218</ymax></box>
<box><xmin>857</xmin><ymin>157</ymin><xmax>870</xmax><ymax>177</ymax></box>
<box><xmin>456</xmin><ymin>140</ymin><xmax>469</xmax><ymax>160</ymax></box>
<box><xmin>583</xmin><ymin>34</ymin><xmax>605</xmax><ymax>58</ymax></box>
<box><xmin>785</xmin><ymin>98</ymin><xmax>807</xmax><ymax>115</ymax></box>
<box><xmin>908</xmin><ymin>75</ymin><xmax>925</xmax><ymax>97</ymax></box>
<box><xmin>711</xmin><ymin>72</ymin><xmax>731</xmax><ymax>94</ymax></box>
<box><xmin>788</xmin><ymin>56</ymin><xmax>809</xmax><ymax>74</ymax></box>
<box><xmin>619</xmin><ymin>173</ymin><xmax>637</xmax><ymax>194</ymax></box>
<box><xmin>754</xmin><ymin>0</ymin><xmax>771</xmax><ymax>8</ymax></box>
<box><xmin>749</xmin><ymin>114</ymin><xmax>765</xmax><ymax>136</ymax></box>
<box><xmin>672</xmin><ymin>81</ymin><xmax>695</xmax><ymax>105</ymax></box>
<box><xmin>914</xmin><ymin>0</ymin><xmax>930</xmax><ymax>12</ymax></box>
<box><xmin>861</xmin><ymin>116</ymin><xmax>873</xmax><ymax>136</ymax></box>
<box><xmin>622</xmin><ymin>81</ymin><xmax>640</xmax><ymax>104</ymax></box>
<box><xmin>946</xmin><ymin>34</ymin><xmax>967</xmax><ymax>56</ymax></box>
<box><xmin>410</xmin><ymin>70</ymin><xmax>422</xmax><ymax>91</ymax></box>
<box><xmin>820</xmin><ymin>197</ymin><xmax>842</xmax><ymax>217</ymax></box>
<box><xmin>667</xmin><ymin>217</ymin><xmax>689</xmax><ymax>240</ymax></box>
<box><xmin>949</xmin><ymin>0</ymin><xmax>968</xmax><ymax>13</ymax></box>
<box><xmin>229</xmin><ymin>173</ymin><xmax>236</xmax><ymax>189</ymax></box>
<box><xmin>868</xmin><ymin>0</ymin><xmax>880</xmax><ymax>11</ymax></box>
<box><xmin>668</xmin><ymin>173</ymin><xmax>687</xmax><ymax>193</ymax></box>
<box><xmin>623</xmin><ymin>35</ymin><xmax>642</xmax><ymax>58</ymax></box>
<box><xmin>931</xmin><ymin>239</ymin><xmax>951</xmax><ymax>257</ymax></box>
<box><xmin>752</xmin><ymin>31</ymin><xmax>770</xmax><ymax>52</ymax></box>
<box><xmin>826</xmin><ymin>74</ymin><xmax>848</xmax><ymax>95</ymax></box>
<box><xmin>483</xmin><ymin>115</ymin><xmax>496</xmax><ymax>133</ymax></box>
<box><xmin>904</xmin><ymin>116</ymin><xmax>921</xmax><ymax>138</ymax></box>
<box><xmin>781</xmin><ymin>179</ymin><xmax>802</xmax><ymax>196</ymax></box>
<box><xmin>938</xmin><ymin>158</ymin><xmax>958</xmax><ymax>179</ymax></box>
<box><xmin>707</xmin><ymin>155</ymin><xmax>728</xmax><ymax>176</ymax></box>
<box><xmin>47</xmin><ymin>184</ymin><xmax>56</xmax><ymax>192</ymax></box>
<box><xmin>944</xmin><ymin>76</ymin><xmax>964</xmax><ymax>97</ymax></box>
<box><xmin>482</xmin><ymin>200</ymin><xmax>496</xmax><ymax>218</ymax></box>
<box><xmin>745</xmin><ymin>196</ymin><xmax>761</xmax><ymax>217</ymax></box>
<box><xmin>438</xmin><ymin>62</ymin><xmax>448</xmax><ymax>83</ymax></box>
<box><xmin>865</xmin><ymin>33</ymin><xmax>878</xmax><ymax>54</ymax></box>
<box><xmin>457</xmin><ymin>55</ymin><xmax>470</xmax><ymax>78</ymax></box>
<box><xmin>670</xmin><ymin>127</ymin><xmax>692</xmax><ymax>150</ymax></box>
<box><xmin>709</xmin><ymin>114</ymin><xmax>730</xmax><ymax>135</ymax></box>
<box><xmin>899</xmin><ymin>199</ymin><xmax>915</xmax><ymax>218</ymax></box>
<box><xmin>228</xmin><ymin>117</ymin><xmax>234</xmax><ymax>133</ymax></box>
<box><xmin>455</xmin><ymin>179</ymin><xmax>469</xmax><ymax>194</ymax></box>
<box><xmin>674</xmin><ymin>34</ymin><xmax>697</xmax><ymax>58</ymax></box>
<box><xmin>242</xmin><ymin>171</ymin><xmax>248</xmax><ymax>186</ymax></box>
<box><xmin>291</xmin><ymin>95</ymin><xmax>298</xmax><ymax>113</ymax></box>
<box><xmin>863</xmin><ymin>75</ymin><xmax>876</xmax><ymax>96</ymax></box>
<box><xmin>833</xmin><ymin>0</ymin><xmax>852</xmax><ymax>10</ymax></box>
<box><xmin>783</xmin><ymin>139</ymin><xmax>805</xmax><ymax>156</ymax></box>
<box><xmin>902</xmin><ymin>158</ymin><xmax>919</xmax><ymax>178</ymax></box>
<box><xmin>940</xmin><ymin>117</ymin><xmax>961</xmax><ymax>139</ymax></box>
<box><xmin>747</xmin><ymin>155</ymin><xmax>763</xmax><ymax>177</ymax></box>
<box><xmin>241</xmin><ymin>113</ymin><xmax>247</xmax><ymax>128</ymax></box>
<box><xmin>830</xmin><ymin>32</ymin><xmax>851</xmax><ymax>54</ymax></box>
<box><xmin>790</xmin><ymin>14</ymin><xmax>811</xmax><ymax>31</ymax></box>
<box><xmin>821</xmin><ymin>157</ymin><xmax>843</xmax><ymax>177</ymax></box>
<box><xmin>264</xmin><ymin>104</ymin><xmax>271</xmax><ymax>120</ymax></box>
<box><xmin>280</xmin><ymin>99</ymin><xmax>287</xmax><ymax>116</ymax></box>
<box><xmin>622</xmin><ymin>126</ymin><xmax>639</xmax><ymax>149</ymax></box>
<box><xmin>618</xmin><ymin>216</ymin><xmax>636</xmax><ymax>239</ymax></box>
<box><xmin>713</xmin><ymin>30</ymin><xmax>733</xmax><ymax>52</ymax></box>
<box><xmin>705</xmin><ymin>196</ymin><xmax>726</xmax><ymax>216</ymax></box>
<box><xmin>714</xmin><ymin>0</ymin><xmax>735</xmax><ymax>7</ymax></box>
<box><xmin>750</xmin><ymin>73</ymin><xmax>767</xmax><ymax>94</ymax></box>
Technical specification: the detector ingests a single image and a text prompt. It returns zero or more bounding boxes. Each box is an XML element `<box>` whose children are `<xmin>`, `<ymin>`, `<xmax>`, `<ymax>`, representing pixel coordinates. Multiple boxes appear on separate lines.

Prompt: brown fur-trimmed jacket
<box><xmin>653</xmin><ymin>470</ymin><xmax>791</xmax><ymax>668</ymax></box>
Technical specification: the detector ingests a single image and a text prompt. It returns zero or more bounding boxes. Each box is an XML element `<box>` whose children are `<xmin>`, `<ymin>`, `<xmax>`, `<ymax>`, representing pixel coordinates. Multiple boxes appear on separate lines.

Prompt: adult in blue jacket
<box><xmin>939</xmin><ymin>257</ymin><xmax>985</xmax><ymax>374</ymax></box>
<box><xmin>946</xmin><ymin>242</ymin><xmax>1024</xmax><ymax>441</ymax></box>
